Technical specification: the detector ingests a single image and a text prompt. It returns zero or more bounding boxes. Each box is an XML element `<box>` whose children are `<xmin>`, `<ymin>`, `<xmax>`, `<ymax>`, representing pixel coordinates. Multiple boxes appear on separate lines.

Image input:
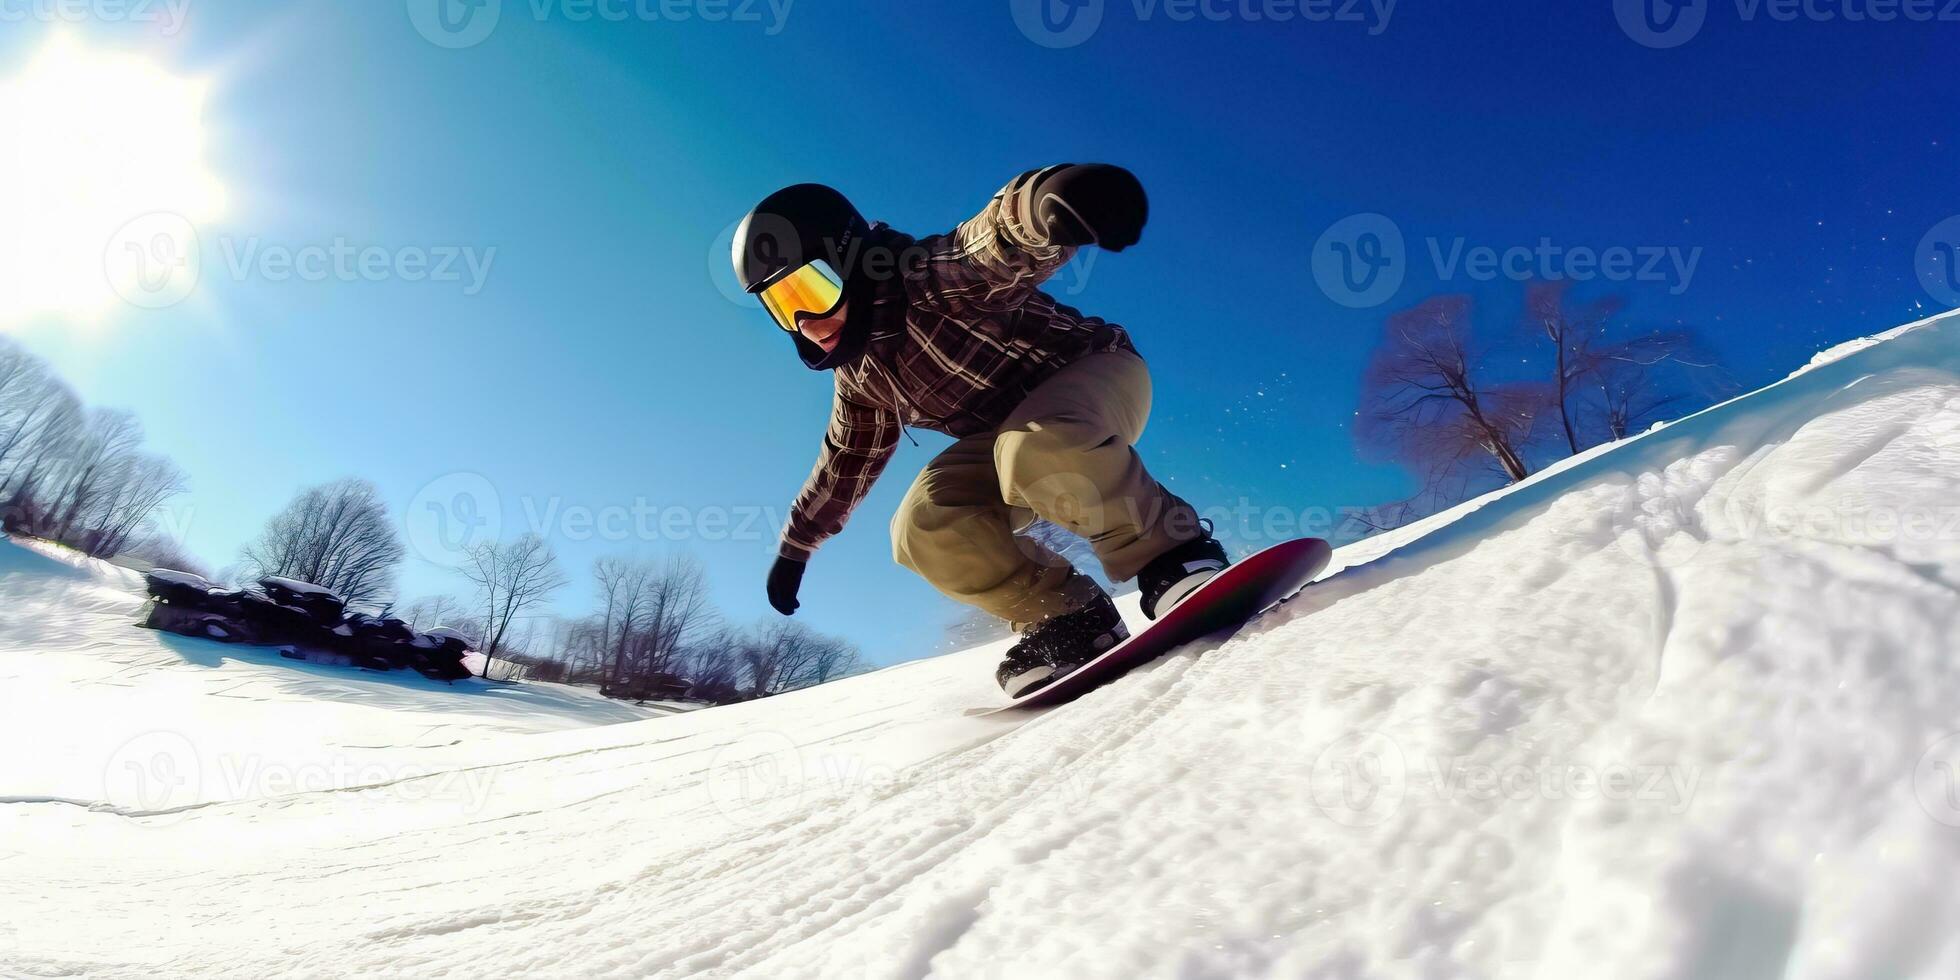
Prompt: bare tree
<box><xmin>549</xmin><ymin>616</ymin><xmax>612</xmax><ymax>684</ymax></box>
<box><xmin>1522</xmin><ymin>281</ymin><xmax>1713</xmax><ymax>449</ymax></box>
<box><xmin>0</xmin><ymin>344</ymin><xmax>80</xmax><ymax>485</ymax></box>
<box><xmin>461</xmin><ymin>533</ymin><xmax>568</xmax><ymax>678</ymax></box>
<box><xmin>1523</xmin><ymin>281</ymin><xmax>1625</xmax><ymax>455</ymax></box>
<box><xmin>240</xmin><ymin>478</ymin><xmax>405</xmax><ymax>605</ymax></box>
<box><xmin>0</xmin><ymin>390</ymin><xmax>82</xmax><ymax>530</ymax></box>
<box><xmin>44</xmin><ymin>409</ymin><xmax>143</xmax><ymax>543</ymax></box>
<box><xmin>594</xmin><ymin>556</ymin><xmax>656</xmax><ymax>686</ymax></box>
<box><xmin>88</xmin><ymin>454</ymin><xmax>187</xmax><ymax>557</ymax></box>
<box><xmin>739</xmin><ymin>620</ymin><xmax>862</xmax><ymax>697</ymax></box>
<box><xmin>1357</xmin><ymin>294</ymin><xmax>1546</xmax><ymax>487</ymax></box>
<box><xmin>0</xmin><ymin>347</ymin><xmax>186</xmax><ymax>557</ymax></box>
<box><xmin>592</xmin><ymin>554</ymin><xmax>718</xmax><ymax>694</ymax></box>
<box><xmin>401</xmin><ymin>594</ymin><xmax>467</xmax><ymax>630</ymax></box>
<box><xmin>120</xmin><ymin>531</ymin><xmax>210</xmax><ymax>577</ymax></box>
<box><xmin>674</xmin><ymin>628</ymin><xmax>746</xmax><ymax>704</ymax></box>
<box><xmin>804</xmin><ymin>636</ymin><xmax>864</xmax><ymax>686</ymax></box>
<box><xmin>639</xmin><ymin>555</ymin><xmax>715</xmax><ymax>678</ymax></box>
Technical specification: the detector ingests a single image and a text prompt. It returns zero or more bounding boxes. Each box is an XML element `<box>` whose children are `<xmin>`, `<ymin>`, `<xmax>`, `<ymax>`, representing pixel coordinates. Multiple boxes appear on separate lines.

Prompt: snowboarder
<box><xmin>732</xmin><ymin>166</ymin><xmax>1228</xmax><ymax>696</ymax></box>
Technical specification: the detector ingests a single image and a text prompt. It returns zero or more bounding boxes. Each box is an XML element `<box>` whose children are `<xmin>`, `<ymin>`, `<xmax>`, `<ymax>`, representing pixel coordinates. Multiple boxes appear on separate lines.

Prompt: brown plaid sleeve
<box><xmin>780</xmin><ymin>384</ymin><xmax>901</xmax><ymax>561</ymax></box>
<box><xmin>939</xmin><ymin>166</ymin><xmax>1080</xmax><ymax>304</ymax></box>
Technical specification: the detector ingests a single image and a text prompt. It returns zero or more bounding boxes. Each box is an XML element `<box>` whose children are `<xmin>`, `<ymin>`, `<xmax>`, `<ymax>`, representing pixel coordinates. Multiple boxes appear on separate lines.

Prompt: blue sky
<box><xmin>3</xmin><ymin>0</ymin><xmax>1954</xmax><ymax>665</ymax></box>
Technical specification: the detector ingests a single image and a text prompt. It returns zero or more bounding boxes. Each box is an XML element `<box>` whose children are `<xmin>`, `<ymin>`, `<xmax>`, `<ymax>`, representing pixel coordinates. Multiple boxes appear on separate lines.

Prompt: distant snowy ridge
<box><xmin>2</xmin><ymin>312</ymin><xmax>1957</xmax><ymax>978</ymax></box>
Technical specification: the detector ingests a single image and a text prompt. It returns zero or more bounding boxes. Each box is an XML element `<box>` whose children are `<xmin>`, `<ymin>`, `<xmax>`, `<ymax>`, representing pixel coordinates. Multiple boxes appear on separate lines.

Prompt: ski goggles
<box><xmin>757</xmin><ymin>259</ymin><xmax>844</xmax><ymax>333</ymax></box>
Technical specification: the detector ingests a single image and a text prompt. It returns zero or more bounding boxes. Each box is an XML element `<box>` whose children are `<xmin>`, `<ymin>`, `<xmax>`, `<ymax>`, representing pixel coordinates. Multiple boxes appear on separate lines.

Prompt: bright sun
<box><xmin>0</xmin><ymin>34</ymin><xmax>226</xmax><ymax>328</ymax></box>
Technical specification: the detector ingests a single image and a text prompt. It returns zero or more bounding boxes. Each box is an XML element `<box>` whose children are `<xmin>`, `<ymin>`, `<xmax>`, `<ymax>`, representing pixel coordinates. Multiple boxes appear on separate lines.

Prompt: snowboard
<box><xmin>982</xmin><ymin>537</ymin><xmax>1334</xmax><ymax>713</ymax></box>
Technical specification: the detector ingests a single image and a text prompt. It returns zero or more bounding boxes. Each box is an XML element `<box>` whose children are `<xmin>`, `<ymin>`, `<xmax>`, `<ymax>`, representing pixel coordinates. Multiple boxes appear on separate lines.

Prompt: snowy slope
<box><xmin>0</xmin><ymin>542</ymin><xmax>674</xmax><ymax>809</ymax></box>
<box><xmin>3</xmin><ymin>312</ymin><xmax>1958</xmax><ymax>979</ymax></box>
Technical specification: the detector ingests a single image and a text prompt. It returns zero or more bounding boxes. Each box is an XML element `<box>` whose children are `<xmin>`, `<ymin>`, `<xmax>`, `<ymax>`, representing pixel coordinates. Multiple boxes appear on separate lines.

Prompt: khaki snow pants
<box><xmin>891</xmin><ymin>350</ymin><xmax>1200</xmax><ymax>626</ymax></box>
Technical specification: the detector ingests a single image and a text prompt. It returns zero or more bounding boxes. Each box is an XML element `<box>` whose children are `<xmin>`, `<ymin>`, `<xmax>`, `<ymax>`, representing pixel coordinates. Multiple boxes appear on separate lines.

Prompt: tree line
<box><xmin>0</xmin><ymin>339</ymin><xmax>191</xmax><ymax>566</ymax></box>
<box><xmin>236</xmin><ymin>478</ymin><xmax>862</xmax><ymax>703</ymax></box>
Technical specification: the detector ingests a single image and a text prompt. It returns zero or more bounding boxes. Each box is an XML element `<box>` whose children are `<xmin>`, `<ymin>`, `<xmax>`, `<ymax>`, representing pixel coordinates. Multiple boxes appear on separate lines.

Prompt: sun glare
<box><xmin>0</xmin><ymin>34</ymin><xmax>226</xmax><ymax>328</ymax></box>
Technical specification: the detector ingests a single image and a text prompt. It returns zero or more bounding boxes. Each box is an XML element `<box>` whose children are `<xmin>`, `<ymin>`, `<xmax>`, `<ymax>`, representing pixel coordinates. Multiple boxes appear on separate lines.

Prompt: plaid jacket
<box><xmin>780</xmin><ymin>167</ymin><xmax>1138</xmax><ymax>560</ymax></box>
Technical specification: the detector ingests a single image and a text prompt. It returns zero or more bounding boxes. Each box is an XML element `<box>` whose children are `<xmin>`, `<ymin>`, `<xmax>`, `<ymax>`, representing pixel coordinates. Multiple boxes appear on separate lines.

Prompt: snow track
<box><xmin>3</xmin><ymin>313</ymin><xmax>1958</xmax><ymax>978</ymax></box>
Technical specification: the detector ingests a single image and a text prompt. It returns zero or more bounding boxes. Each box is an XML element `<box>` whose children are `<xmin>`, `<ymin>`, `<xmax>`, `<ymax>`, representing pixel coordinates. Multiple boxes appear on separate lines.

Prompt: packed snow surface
<box><xmin>4</xmin><ymin>313</ymin><xmax>1959</xmax><ymax>978</ymax></box>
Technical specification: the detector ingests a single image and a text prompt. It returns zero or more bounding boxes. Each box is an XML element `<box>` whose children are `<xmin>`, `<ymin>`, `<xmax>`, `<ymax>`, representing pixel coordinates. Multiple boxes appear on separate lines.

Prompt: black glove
<box><xmin>1031</xmin><ymin>164</ymin><xmax>1148</xmax><ymax>252</ymax></box>
<box><xmin>766</xmin><ymin>555</ymin><xmax>806</xmax><ymax>616</ymax></box>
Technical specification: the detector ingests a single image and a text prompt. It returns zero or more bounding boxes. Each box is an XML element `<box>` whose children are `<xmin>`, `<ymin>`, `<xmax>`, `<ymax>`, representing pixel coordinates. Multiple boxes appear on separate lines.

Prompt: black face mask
<box><xmin>790</xmin><ymin>225</ymin><xmax>915</xmax><ymax>371</ymax></box>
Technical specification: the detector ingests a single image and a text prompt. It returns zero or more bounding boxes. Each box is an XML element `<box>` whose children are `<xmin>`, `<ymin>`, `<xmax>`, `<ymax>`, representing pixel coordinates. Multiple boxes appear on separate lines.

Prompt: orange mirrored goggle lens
<box><xmin>758</xmin><ymin>261</ymin><xmax>843</xmax><ymax>332</ymax></box>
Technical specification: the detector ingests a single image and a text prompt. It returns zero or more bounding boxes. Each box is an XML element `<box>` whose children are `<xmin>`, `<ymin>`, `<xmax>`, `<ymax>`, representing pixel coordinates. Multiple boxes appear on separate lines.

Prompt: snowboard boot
<box><xmin>995</xmin><ymin>585</ymin><xmax>1129</xmax><ymax>698</ymax></box>
<box><xmin>1137</xmin><ymin>523</ymin><xmax>1230</xmax><ymax>620</ymax></box>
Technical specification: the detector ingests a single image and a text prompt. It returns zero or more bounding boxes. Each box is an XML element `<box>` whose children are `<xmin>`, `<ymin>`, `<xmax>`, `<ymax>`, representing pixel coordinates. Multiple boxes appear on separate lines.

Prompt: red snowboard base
<box><xmin>980</xmin><ymin>537</ymin><xmax>1334</xmax><ymax>713</ymax></box>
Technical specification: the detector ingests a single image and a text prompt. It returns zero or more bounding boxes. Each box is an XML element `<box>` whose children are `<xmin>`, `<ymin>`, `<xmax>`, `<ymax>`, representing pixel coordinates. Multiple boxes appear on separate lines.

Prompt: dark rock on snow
<box><xmin>139</xmin><ymin>570</ymin><xmax>473</xmax><ymax>681</ymax></box>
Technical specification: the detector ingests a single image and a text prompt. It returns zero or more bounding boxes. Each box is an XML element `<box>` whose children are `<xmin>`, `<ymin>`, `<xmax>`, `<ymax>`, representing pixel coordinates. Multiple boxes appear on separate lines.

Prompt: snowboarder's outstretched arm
<box><xmin>778</xmin><ymin>384</ymin><xmax>901</xmax><ymax>562</ymax></box>
<box><xmin>944</xmin><ymin>164</ymin><xmax>1148</xmax><ymax>298</ymax></box>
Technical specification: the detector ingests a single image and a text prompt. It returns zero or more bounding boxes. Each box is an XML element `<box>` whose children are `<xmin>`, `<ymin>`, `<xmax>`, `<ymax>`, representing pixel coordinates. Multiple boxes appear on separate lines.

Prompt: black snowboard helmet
<box><xmin>733</xmin><ymin>183</ymin><xmax>875</xmax><ymax>370</ymax></box>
